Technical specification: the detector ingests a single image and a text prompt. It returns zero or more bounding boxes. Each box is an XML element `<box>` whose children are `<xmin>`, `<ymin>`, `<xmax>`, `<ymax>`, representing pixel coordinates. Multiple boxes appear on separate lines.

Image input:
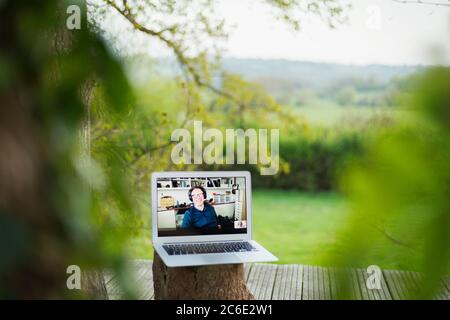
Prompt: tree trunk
<box><xmin>152</xmin><ymin>252</ymin><xmax>253</xmax><ymax>300</ymax></box>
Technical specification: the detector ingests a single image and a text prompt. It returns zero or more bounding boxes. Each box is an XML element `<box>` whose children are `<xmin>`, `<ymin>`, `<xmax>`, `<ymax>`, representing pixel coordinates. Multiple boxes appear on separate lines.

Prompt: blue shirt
<box><xmin>181</xmin><ymin>203</ymin><xmax>219</xmax><ymax>229</ymax></box>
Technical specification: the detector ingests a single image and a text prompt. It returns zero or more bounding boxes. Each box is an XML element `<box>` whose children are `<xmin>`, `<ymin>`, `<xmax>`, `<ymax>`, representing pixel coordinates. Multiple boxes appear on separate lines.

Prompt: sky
<box><xmin>218</xmin><ymin>0</ymin><xmax>450</xmax><ymax>65</ymax></box>
<box><xmin>98</xmin><ymin>0</ymin><xmax>450</xmax><ymax>66</ymax></box>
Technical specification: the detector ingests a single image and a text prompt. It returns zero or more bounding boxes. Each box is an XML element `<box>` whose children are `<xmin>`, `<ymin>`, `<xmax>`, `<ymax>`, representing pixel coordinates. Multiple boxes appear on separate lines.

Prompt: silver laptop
<box><xmin>151</xmin><ymin>171</ymin><xmax>278</xmax><ymax>267</ymax></box>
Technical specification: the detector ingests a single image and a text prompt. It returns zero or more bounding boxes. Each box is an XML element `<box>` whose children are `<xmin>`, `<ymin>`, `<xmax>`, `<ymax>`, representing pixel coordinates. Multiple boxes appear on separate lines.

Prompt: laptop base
<box><xmin>153</xmin><ymin>240</ymin><xmax>277</xmax><ymax>267</ymax></box>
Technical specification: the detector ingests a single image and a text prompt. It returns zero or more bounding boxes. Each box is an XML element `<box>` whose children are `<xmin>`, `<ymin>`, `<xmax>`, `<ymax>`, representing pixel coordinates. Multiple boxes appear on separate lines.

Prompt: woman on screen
<box><xmin>181</xmin><ymin>186</ymin><xmax>221</xmax><ymax>230</ymax></box>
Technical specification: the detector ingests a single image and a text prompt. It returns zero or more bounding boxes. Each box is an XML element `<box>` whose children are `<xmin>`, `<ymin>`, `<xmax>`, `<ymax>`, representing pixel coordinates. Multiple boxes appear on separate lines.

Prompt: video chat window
<box><xmin>156</xmin><ymin>176</ymin><xmax>247</xmax><ymax>237</ymax></box>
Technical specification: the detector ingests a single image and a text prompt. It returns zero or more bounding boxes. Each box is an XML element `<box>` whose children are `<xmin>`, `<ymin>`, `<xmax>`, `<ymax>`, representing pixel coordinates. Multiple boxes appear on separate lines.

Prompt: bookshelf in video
<box><xmin>157</xmin><ymin>176</ymin><xmax>247</xmax><ymax>236</ymax></box>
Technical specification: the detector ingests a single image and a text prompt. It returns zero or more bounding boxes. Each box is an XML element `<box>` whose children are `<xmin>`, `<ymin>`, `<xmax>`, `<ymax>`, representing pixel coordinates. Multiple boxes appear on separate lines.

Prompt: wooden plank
<box><xmin>395</xmin><ymin>270</ymin><xmax>413</xmax><ymax>299</ymax></box>
<box><xmin>271</xmin><ymin>265</ymin><xmax>285</xmax><ymax>300</ymax></box>
<box><xmin>396</xmin><ymin>270</ymin><xmax>417</xmax><ymax>299</ymax></box>
<box><xmin>407</xmin><ymin>271</ymin><xmax>422</xmax><ymax>293</ymax></box>
<box><xmin>394</xmin><ymin>270</ymin><xmax>424</xmax><ymax>299</ymax></box>
<box><xmin>106</xmin><ymin>260</ymin><xmax>450</xmax><ymax>300</ymax></box>
<box><xmin>329</xmin><ymin>267</ymin><xmax>355</xmax><ymax>300</ymax></box>
<box><xmin>132</xmin><ymin>260</ymin><xmax>152</xmax><ymax>300</ymax></box>
<box><xmin>246</xmin><ymin>264</ymin><xmax>277</xmax><ymax>300</ymax></box>
<box><xmin>436</xmin><ymin>277</ymin><xmax>449</xmax><ymax>300</ymax></box>
<box><xmin>320</xmin><ymin>266</ymin><xmax>332</xmax><ymax>300</ymax></box>
<box><xmin>360</xmin><ymin>268</ymin><xmax>385</xmax><ymax>300</ymax></box>
<box><xmin>330</xmin><ymin>267</ymin><xmax>349</xmax><ymax>299</ymax></box>
<box><xmin>440</xmin><ymin>276</ymin><xmax>450</xmax><ymax>300</ymax></box>
<box><xmin>302</xmin><ymin>265</ymin><xmax>312</xmax><ymax>300</ymax></box>
<box><xmin>285</xmin><ymin>265</ymin><xmax>295</xmax><ymax>299</ymax></box>
<box><xmin>348</xmin><ymin>267</ymin><xmax>362</xmax><ymax>300</ymax></box>
<box><xmin>313</xmin><ymin>266</ymin><xmax>323</xmax><ymax>300</ymax></box>
<box><xmin>406</xmin><ymin>270</ymin><xmax>441</xmax><ymax>300</ymax></box>
<box><xmin>272</xmin><ymin>265</ymin><xmax>292</xmax><ymax>300</ymax></box>
<box><xmin>260</xmin><ymin>264</ymin><xmax>277</xmax><ymax>300</ymax></box>
<box><xmin>355</xmin><ymin>269</ymin><xmax>371</xmax><ymax>300</ymax></box>
<box><xmin>137</xmin><ymin>261</ymin><xmax>154</xmax><ymax>300</ymax></box>
<box><xmin>444</xmin><ymin>276</ymin><xmax>450</xmax><ymax>292</ymax></box>
<box><xmin>272</xmin><ymin>264</ymin><xmax>302</xmax><ymax>300</ymax></box>
<box><xmin>105</xmin><ymin>260</ymin><xmax>153</xmax><ymax>300</ymax></box>
<box><xmin>402</xmin><ymin>270</ymin><xmax>421</xmax><ymax>299</ymax></box>
<box><xmin>383</xmin><ymin>270</ymin><xmax>404</xmax><ymax>300</ymax></box>
<box><xmin>294</xmin><ymin>265</ymin><xmax>304</xmax><ymax>300</ymax></box>
<box><xmin>378</xmin><ymin>269</ymin><xmax>392</xmax><ymax>300</ymax></box>
<box><xmin>253</xmin><ymin>264</ymin><xmax>267</xmax><ymax>300</ymax></box>
<box><xmin>265</xmin><ymin>264</ymin><xmax>278</xmax><ymax>300</ymax></box>
<box><xmin>313</xmin><ymin>266</ymin><xmax>320</xmax><ymax>300</ymax></box>
<box><xmin>246</xmin><ymin>263</ymin><xmax>263</xmax><ymax>298</ymax></box>
<box><xmin>105</xmin><ymin>278</ymin><xmax>124</xmax><ymax>300</ymax></box>
<box><xmin>106</xmin><ymin>273</ymin><xmax>125</xmax><ymax>300</ymax></box>
<box><xmin>407</xmin><ymin>270</ymin><xmax>447</xmax><ymax>300</ymax></box>
<box><xmin>393</xmin><ymin>270</ymin><xmax>408</xmax><ymax>299</ymax></box>
<box><xmin>328</xmin><ymin>267</ymin><xmax>338</xmax><ymax>299</ymax></box>
<box><xmin>307</xmin><ymin>265</ymin><xmax>316</xmax><ymax>300</ymax></box>
<box><xmin>318</xmin><ymin>267</ymin><xmax>327</xmax><ymax>300</ymax></box>
<box><xmin>103</xmin><ymin>269</ymin><xmax>116</xmax><ymax>285</ymax></box>
<box><xmin>244</xmin><ymin>263</ymin><xmax>253</xmax><ymax>283</ymax></box>
<box><xmin>366</xmin><ymin>268</ymin><xmax>390</xmax><ymax>300</ymax></box>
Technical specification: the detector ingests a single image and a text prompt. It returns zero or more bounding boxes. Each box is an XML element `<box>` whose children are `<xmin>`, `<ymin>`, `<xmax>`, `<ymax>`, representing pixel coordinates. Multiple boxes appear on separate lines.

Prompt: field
<box><xmin>291</xmin><ymin>103</ymin><xmax>408</xmax><ymax>127</ymax></box>
<box><xmin>126</xmin><ymin>190</ymin><xmax>423</xmax><ymax>271</ymax></box>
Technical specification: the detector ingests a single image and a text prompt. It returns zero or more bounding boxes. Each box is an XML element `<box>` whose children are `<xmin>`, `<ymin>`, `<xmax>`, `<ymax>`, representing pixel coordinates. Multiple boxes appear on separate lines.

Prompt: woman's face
<box><xmin>191</xmin><ymin>188</ymin><xmax>205</xmax><ymax>207</ymax></box>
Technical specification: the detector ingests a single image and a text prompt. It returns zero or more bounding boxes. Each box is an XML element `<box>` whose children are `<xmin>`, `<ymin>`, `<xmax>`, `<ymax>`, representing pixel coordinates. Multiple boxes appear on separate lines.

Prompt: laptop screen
<box><xmin>156</xmin><ymin>176</ymin><xmax>248</xmax><ymax>237</ymax></box>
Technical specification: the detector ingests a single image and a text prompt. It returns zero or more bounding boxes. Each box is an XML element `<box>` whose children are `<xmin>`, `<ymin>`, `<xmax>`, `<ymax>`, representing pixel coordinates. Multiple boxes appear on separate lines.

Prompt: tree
<box><xmin>336</xmin><ymin>85</ymin><xmax>357</xmax><ymax>106</ymax></box>
<box><xmin>86</xmin><ymin>0</ymin><xmax>351</xmax><ymax>299</ymax></box>
<box><xmin>0</xmin><ymin>0</ymin><xmax>351</xmax><ymax>298</ymax></box>
<box><xmin>86</xmin><ymin>0</ymin><xmax>350</xmax><ymax>178</ymax></box>
<box><xmin>0</xmin><ymin>0</ymin><xmax>137</xmax><ymax>298</ymax></box>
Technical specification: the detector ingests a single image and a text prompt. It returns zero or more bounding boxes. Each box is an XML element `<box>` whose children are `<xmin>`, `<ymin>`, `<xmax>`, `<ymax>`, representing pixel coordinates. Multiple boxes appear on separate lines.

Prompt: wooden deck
<box><xmin>104</xmin><ymin>260</ymin><xmax>450</xmax><ymax>300</ymax></box>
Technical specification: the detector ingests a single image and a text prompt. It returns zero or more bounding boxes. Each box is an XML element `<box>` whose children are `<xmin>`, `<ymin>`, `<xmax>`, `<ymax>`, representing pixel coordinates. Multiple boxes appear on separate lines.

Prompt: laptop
<box><xmin>151</xmin><ymin>171</ymin><xmax>278</xmax><ymax>267</ymax></box>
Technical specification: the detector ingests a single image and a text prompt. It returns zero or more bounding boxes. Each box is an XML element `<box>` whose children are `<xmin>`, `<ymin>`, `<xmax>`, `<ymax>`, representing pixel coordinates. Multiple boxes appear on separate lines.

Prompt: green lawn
<box><xmin>252</xmin><ymin>191</ymin><xmax>349</xmax><ymax>265</ymax></box>
<box><xmin>126</xmin><ymin>190</ymin><xmax>424</xmax><ymax>271</ymax></box>
<box><xmin>291</xmin><ymin>103</ymin><xmax>408</xmax><ymax>127</ymax></box>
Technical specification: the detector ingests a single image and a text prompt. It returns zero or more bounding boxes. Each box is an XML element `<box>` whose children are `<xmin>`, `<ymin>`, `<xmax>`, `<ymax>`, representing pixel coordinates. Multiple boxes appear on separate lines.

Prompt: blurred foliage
<box><xmin>84</xmin><ymin>0</ymin><xmax>354</xmax><ymax>204</ymax></box>
<box><xmin>92</xmin><ymin>72</ymin><xmax>374</xmax><ymax>194</ymax></box>
<box><xmin>89</xmin><ymin>0</ymin><xmax>349</xmax><ymax>78</ymax></box>
<box><xmin>5</xmin><ymin>0</ymin><xmax>444</xmax><ymax>300</ymax></box>
<box><xmin>0</xmin><ymin>0</ymin><xmax>139</xmax><ymax>298</ymax></box>
<box><xmin>330</xmin><ymin>67</ymin><xmax>450</xmax><ymax>299</ymax></box>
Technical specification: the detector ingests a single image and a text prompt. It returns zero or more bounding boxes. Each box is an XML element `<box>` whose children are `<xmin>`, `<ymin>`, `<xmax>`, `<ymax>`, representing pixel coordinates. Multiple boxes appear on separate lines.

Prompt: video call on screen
<box><xmin>156</xmin><ymin>176</ymin><xmax>247</xmax><ymax>237</ymax></box>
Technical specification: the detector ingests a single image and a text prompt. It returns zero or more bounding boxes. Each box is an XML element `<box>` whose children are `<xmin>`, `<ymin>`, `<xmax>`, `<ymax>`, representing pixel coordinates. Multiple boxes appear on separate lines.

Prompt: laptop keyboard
<box><xmin>163</xmin><ymin>242</ymin><xmax>257</xmax><ymax>256</ymax></box>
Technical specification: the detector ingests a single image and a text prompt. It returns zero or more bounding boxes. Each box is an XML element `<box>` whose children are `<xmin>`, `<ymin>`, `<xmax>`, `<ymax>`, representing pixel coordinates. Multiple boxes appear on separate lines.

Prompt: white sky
<box><xmin>98</xmin><ymin>0</ymin><xmax>450</xmax><ymax>66</ymax></box>
<box><xmin>218</xmin><ymin>0</ymin><xmax>450</xmax><ymax>65</ymax></box>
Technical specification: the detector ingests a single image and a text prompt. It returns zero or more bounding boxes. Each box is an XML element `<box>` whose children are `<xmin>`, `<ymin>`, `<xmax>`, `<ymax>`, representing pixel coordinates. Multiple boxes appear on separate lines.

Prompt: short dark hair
<box><xmin>188</xmin><ymin>186</ymin><xmax>207</xmax><ymax>202</ymax></box>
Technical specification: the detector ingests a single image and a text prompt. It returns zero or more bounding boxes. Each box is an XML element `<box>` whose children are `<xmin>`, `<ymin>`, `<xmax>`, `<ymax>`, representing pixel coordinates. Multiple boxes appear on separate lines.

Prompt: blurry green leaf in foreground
<box><xmin>0</xmin><ymin>0</ymin><xmax>138</xmax><ymax>298</ymax></box>
<box><xmin>335</xmin><ymin>68</ymin><xmax>450</xmax><ymax>299</ymax></box>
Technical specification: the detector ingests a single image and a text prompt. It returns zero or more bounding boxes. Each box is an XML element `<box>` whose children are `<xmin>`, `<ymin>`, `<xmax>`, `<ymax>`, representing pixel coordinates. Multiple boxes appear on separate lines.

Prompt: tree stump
<box><xmin>152</xmin><ymin>252</ymin><xmax>254</xmax><ymax>300</ymax></box>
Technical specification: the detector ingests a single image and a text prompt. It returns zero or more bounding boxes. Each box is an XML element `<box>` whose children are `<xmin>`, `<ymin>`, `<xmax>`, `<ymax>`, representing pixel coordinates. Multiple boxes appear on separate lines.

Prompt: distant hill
<box><xmin>126</xmin><ymin>56</ymin><xmax>420</xmax><ymax>86</ymax></box>
<box><xmin>125</xmin><ymin>56</ymin><xmax>422</xmax><ymax>106</ymax></box>
<box><xmin>221</xmin><ymin>58</ymin><xmax>421</xmax><ymax>90</ymax></box>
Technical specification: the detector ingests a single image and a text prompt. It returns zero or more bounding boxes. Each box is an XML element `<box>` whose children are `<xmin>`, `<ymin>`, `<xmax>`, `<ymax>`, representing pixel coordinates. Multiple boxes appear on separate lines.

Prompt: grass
<box><xmin>252</xmin><ymin>190</ymin><xmax>349</xmax><ymax>265</ymax></box>
<box><xmin>290</xmin><ymin>103</ymin><xmax>408</xmax><ymax>127</ymax></box>
<box><xmin>126</xmin><ymin>190</ymin><xmax>426</xmax><ymax>271</ymax></box>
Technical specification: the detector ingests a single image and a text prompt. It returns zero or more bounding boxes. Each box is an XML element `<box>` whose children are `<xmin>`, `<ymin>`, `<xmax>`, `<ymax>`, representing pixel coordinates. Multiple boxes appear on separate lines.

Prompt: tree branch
<box><xmin>101</xmin><ymin>0</ymin><xmax>306</xmax><ymax>163</ymax></box>
<box><xmin>370</xmin><ymin>223</ymin><xmax>415</xmax><ymax>249</ymax></box>
<box><xmin>103</xmin><ymin>0</ymin><xmax>244</xmax><ymax>107</ymax></box>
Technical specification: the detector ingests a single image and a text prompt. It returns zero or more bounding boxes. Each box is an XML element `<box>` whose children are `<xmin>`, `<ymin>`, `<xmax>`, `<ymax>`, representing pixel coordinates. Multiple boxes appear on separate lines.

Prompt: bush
<box><xmin>208</xmin><ymin>128</ymin><xmax>365</xmax><ymax>191</ymax></box>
